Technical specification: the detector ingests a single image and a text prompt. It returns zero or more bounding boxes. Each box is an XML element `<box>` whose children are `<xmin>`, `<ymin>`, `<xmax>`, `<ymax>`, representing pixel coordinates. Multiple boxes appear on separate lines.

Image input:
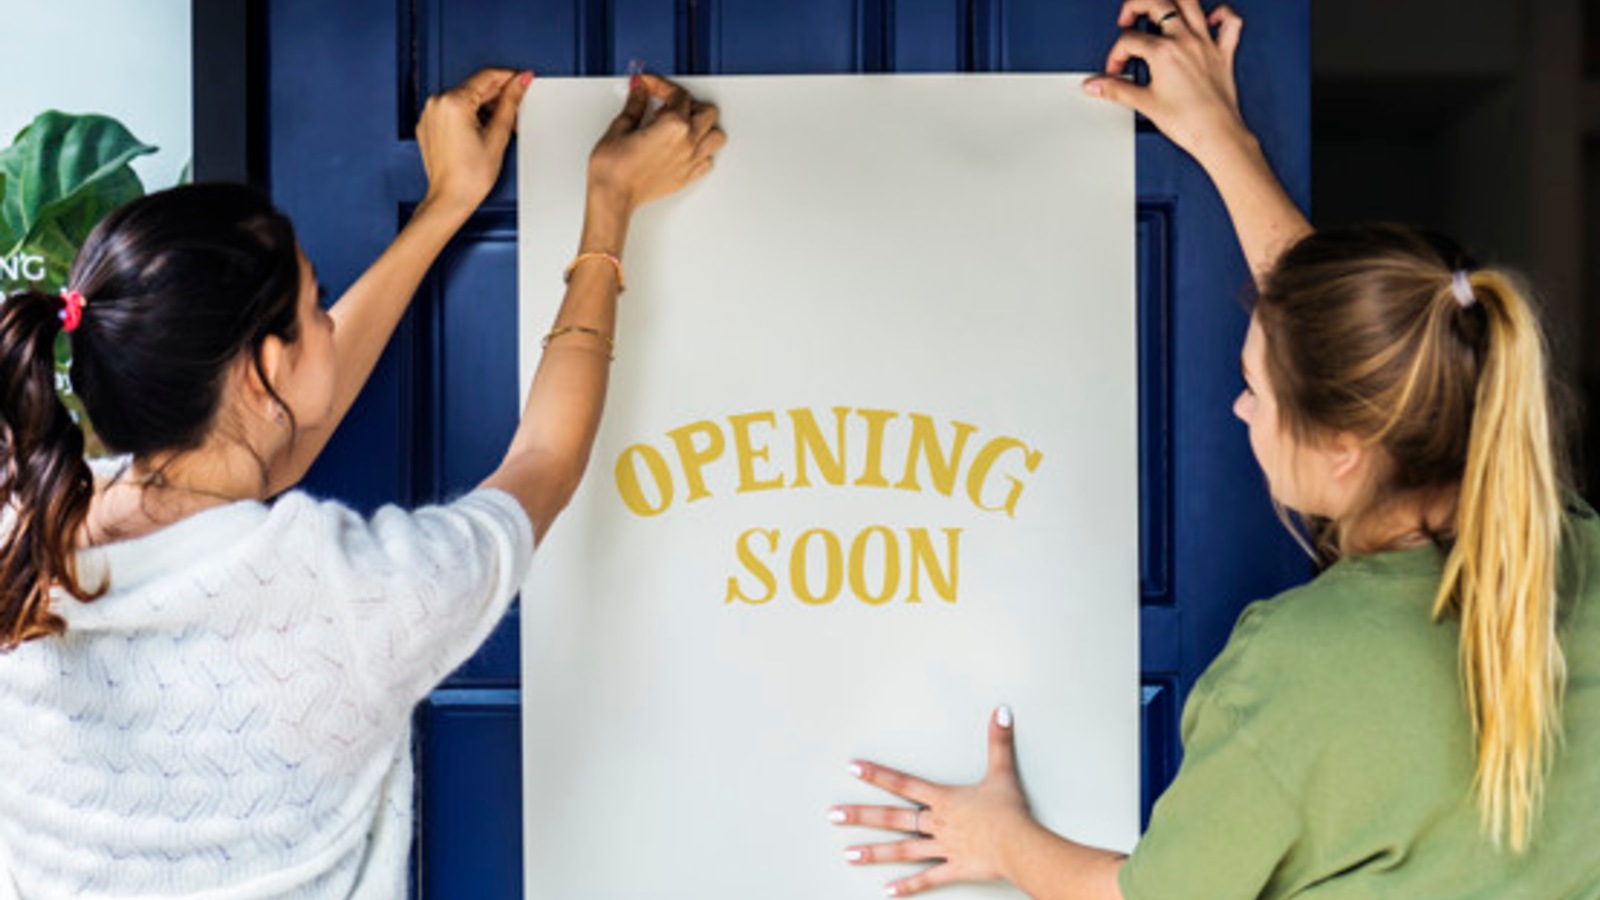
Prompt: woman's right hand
<box><xmin>587</xmin><ymin>74</ymin><xmax>726</xmax><ymax>215</ymax></box>
<box><xmin>1086</xmin><ymin>0</ymin><xmax>1309</xmax><ymax>279</ymax></box>
<box><xmin>1084</xmin><ymin>0</ymin><xmax>1248</xmax><ymax>167</ymax></box>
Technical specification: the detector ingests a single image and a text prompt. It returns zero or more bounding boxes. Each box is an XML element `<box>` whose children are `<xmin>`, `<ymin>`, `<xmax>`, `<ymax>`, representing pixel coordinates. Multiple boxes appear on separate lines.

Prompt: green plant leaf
<box><xmin>0</xmin><ymin>170</ymin><xmax>11</xmax><ymax>251</ymax></box>
<box><xmin>0</xmin><ymin>111</ymin><xmax>155</xmax><ymax>250</ymax></box>
<box><xmin>37</xmin><ymin>165</ymin><xmax>145</xmax><ymax>252</ymax></box>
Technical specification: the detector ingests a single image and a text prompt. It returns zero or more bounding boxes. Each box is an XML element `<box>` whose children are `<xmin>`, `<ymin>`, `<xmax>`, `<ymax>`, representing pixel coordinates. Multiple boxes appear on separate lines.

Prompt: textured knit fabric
<box><xmin>1120</xmin><ymin>502</ymin><xmax>1600</xmax><ymax>899</ymax></box>
<box><xmin>0</xmin><ymin>485</ymin><xmax>534</xmax><ymax>899</ymax></box>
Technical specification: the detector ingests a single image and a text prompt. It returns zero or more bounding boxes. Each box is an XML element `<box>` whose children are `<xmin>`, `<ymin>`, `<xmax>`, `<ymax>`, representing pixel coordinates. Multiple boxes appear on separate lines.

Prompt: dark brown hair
<box><xmin>0</xmin><ymin>183</ymin><xmax>302</xmax><ymax>649</ymax></box>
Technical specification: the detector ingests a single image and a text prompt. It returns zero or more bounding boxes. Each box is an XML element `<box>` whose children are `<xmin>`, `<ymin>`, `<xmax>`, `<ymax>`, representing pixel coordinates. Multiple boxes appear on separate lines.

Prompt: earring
<box><xmin>270</xmin><ymin>400</ymin><xmax>287</xmax><ymax>426</ymax></box>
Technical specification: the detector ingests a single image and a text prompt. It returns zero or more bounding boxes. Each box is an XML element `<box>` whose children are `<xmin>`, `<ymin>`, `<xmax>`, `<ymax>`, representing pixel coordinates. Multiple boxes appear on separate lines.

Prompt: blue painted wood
<box><xmin>612</xmin><ymin>0</ymin><xmax>678</xmax><ymax>75</ymax></box>
<box><xmin>417</xmin><ymin>691</ymin><xmax>524</xmax><ymax>898</ymax></box>
<box><xmin>420</xmin><ymin>207</ymin><xmax>523</xmax><ymax>686</ymax></box>
<box><xmin>1139</xmin><ymin>680</ymin><xmax>1177</xmax><ymax>828</ymax></box>
<box><xmin>424</xmin><ymin>210</ymin><xmax>520</xmax><ymax>501</ymax></box>
<box><xmin>703</xmin><ymin>0</ymin><xmax>864</xmax><ymax>74</ymax></box>
<box><xmin>264</xmin><ymin>1</ymin><xmax>1310</xmax><ymax>893</ymax></box>
<box><xmin>269</xmin><ymin>0</ymin><xmax>412</xmax><ymax>513</ymax></box>
<box><xmin>1137</xmin><ymin>204</ymin><xmax>1173</xmax><ymax>605</ymax></box>
<box><xmin>889</xmin><ymin>0</ymin><xmax>963</xmax><ymax>72</ymax></box>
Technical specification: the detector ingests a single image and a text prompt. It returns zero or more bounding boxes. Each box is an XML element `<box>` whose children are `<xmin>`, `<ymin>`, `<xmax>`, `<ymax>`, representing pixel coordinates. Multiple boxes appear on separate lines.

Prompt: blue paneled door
<box><xmin>265</xmin><ymin>2</ymin><xmax>1310</xmax><ymax>895</ymax></box>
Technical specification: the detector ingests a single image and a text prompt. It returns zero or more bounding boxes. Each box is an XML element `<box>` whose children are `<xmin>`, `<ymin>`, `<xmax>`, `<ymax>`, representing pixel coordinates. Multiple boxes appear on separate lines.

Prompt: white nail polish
<box><xmin>884</xmin><ymin>886</ymin><xmax>900</xmax><ymax>897</ymax></box>
<box><xmin>849</xmin><ymin>763</ymin><xmax>865</xmax><ymax>778</ymax></box>
<box><xmin>829</xmin><ymin>809</ymin><xmax>847</xmax><ymax>824</ymax></box>
<box><xmin>845</xmin><ymin>849</ymin><xmax>864</xmax><ymax>862</ymax></box>
<box><xmin>997</xmin><ymin>705</ymin><xmax>1014</xmax><ymax>728</ymax></box>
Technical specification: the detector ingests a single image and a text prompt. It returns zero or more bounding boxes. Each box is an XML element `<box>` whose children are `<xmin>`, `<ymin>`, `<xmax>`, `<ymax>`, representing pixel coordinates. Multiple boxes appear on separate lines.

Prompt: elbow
<box><xmin>493</xmin><ymin>449</ymin><xmax>590</xmax><ymax>545</ymax></box>
<box><xmin>528</xmin><ymin>470</ymin><xmax>583</xmax><ymax>544</ymax></box>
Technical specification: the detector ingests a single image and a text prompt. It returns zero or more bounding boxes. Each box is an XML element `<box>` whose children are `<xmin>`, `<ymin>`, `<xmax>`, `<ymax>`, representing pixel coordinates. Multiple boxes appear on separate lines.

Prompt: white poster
<box><xmin>518</xmin><ymin>75</ymin><xmax>1136</xmax><ymax>899</ymax></box>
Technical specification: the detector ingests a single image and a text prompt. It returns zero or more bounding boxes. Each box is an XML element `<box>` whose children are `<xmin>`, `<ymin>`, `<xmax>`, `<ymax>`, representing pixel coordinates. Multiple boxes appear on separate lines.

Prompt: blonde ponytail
<box><xmin>1257</xmin><ymin>226</ymin><xmax>1572</xmax><ymax>853</ymax></box>
<box><xmin>1434</xmin><ymin>269</ymin><xmax>1565</xmax><ymax>851</ymax></box>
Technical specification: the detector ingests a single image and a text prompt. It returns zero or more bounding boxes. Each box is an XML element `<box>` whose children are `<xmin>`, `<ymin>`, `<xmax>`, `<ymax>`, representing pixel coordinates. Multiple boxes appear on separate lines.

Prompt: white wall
<box><xmin>0</xmin><ymin>0</ymin><xmax>191</xmax><ymax>191</ymax></box>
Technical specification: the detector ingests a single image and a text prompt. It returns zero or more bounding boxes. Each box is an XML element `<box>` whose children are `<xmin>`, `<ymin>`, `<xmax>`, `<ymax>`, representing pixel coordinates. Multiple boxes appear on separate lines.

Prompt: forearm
<box><xmin>483</xmin><ymin>190</ymin><xmax>630</xmax><ymax>540</ymax></box>
<box><xmin>327</xmin><ymin>196</ymin><xmax>474</xmax><ymax>414</ymax></box>
<box><xmin>1000</xmin><ymin>819</ymin><xmax>1127</xmax><ymax>900</ymax></box>
<box><xmin>1195</xmin><ymin>128</ymin><xmax>1311</xmax><ymax>285</ymax></box>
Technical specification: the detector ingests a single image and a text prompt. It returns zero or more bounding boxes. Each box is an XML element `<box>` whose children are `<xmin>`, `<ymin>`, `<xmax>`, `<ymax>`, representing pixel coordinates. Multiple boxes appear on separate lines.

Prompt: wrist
<box><xmin>581</xmin><ymin>190</ymin><xmax>633</xmax><ymax>256</ymax></box>
<box><xmin>991</xmin><ymin>809</ymin><xmax>1048</xmax><ymax>885</ymax></box>
<box><xmin>413</xmin><ymin>191</ymin><xmax>478</xmax><ymax>229</ymax></box>
<box><xmin>1190</xmin><ymin>116</ymin><xmax>1263</xmax><ymax>179</ymax></box>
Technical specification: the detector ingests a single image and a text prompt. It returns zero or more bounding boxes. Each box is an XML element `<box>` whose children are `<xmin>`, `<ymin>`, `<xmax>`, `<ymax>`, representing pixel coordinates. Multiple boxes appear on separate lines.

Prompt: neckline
<box><xmin>1327</xmin><ymin>540</ymin><xmax>1446</xmax><ymax>580</ymax></box>
<box><xmin>75</xmin><ymin>497</ymin><xmax>273</xmax><ymax>597</ymax></box>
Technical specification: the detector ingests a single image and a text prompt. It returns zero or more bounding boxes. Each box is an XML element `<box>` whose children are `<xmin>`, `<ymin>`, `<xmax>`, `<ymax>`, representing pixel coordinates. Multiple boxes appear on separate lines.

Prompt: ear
<box><xmin>242</xmin><ymin>336</ymin><xmax>289</xmax><ymax>411</ymax></box>
<box><xmin>1324</xmin><ymin>431</ymin><xmax>1368</xmax><ymax>484</ymax></box>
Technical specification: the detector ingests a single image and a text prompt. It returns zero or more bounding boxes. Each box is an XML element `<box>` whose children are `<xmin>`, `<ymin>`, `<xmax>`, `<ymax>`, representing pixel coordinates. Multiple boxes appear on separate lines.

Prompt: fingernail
<box><xmin>519</xmin><ymin>71</ymin><xmax>534</xmax><ymax>87</ymax></box>
<box><xmin>629</xmin><ymin>74</ymin><xmax>643</xmax><ymax>91</ymax></box>
<box><xmin>884</xmin><ymin>886</ymin><xmax>900</xmax><ymax>897</ymax></box>
<box><xmin>829</xmin><ymin>808</ymin><xmax>847</xmax><ymax>824</ymax></box>
<box><xmin>1083</xmin><ymin>80</ymin><xmax>1103</xmax><ymax>97</ymax></box>
<box><xmin>845</xmin><ymin>848</ymin><xmax>864</xmax><ymax>862</ymax></box>
<box><xmin>849</xmin><ymin>763</ymin><xmax>865</xmax><ymax>778</ymax></box>
<box><xmin>997</xmin><ymin>705</ymin><xmax>1014</xmax><ymax>728</ymax></box>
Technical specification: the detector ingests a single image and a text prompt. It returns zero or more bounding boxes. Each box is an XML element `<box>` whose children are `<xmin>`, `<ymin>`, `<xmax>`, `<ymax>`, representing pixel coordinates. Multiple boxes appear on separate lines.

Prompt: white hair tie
<box><xmin>1451</xmin><ymin>270</ymin><xmax>1476</xmax><ymax>308</ymax></box>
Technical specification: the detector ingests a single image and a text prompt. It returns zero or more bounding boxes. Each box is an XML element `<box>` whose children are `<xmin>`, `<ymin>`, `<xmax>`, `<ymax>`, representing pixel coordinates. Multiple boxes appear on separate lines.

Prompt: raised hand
<box><xmin>587</xmin><ymin>73</ymin><xmax>727</xmax><ymax>214</ymax></box>
<box><xmin>416</xmin><ymin>67</ymin><xmax>533</xmax><ymax>216</ymax></box>
<box><xmin>1085</xmin><ymin>0</ymin><xmax>1309</xmax><ymax>278</ymax></box>
<box><xmin>1084</xmin><ymin>0</ymin><xmax>1246</xmax><ymax>167</ymax></box>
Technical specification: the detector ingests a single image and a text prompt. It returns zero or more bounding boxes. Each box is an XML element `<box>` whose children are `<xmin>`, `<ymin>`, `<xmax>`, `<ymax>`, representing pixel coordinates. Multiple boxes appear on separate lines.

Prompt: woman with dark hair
<box><xmin>831</xmin><ymin>2</ymin><xmax>1600</xmax><ymax>898</ymax></box>
<box><xmin>0</xmin><ymin>69</ymin><xmax>723</xmax><ymax>896</ymax></box>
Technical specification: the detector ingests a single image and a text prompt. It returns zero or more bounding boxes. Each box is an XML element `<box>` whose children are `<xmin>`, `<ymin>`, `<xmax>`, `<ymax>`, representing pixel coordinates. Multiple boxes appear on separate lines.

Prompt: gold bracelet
<box><xmin>564</xmin><ymin>251</ymin><xmax>626</xmax><ymax>293</ymax></box>
<box><xmin>542</xmin><ymin>325</ymin><xmax>615</xmax><ymax>359</ymax></box>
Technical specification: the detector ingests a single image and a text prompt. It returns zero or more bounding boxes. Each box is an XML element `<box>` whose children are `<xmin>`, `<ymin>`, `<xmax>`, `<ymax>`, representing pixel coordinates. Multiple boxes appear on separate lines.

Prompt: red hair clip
<box><xmin>59</xmin><ymin>289</ymin><xmax>85</xmax><ymax>333</ymax></box>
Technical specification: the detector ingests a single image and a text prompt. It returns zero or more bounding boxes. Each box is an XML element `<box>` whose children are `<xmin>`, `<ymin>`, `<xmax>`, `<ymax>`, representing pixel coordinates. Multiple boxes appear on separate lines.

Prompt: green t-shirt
<box><xmin>1120</xmin><ymin>503</ymin><xmax>1600</xmax><ymax>899</ymax></box>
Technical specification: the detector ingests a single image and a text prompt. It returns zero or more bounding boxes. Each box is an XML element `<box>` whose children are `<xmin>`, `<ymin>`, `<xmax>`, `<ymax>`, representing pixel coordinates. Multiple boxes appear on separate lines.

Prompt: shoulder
<box><xmin>1188</xmin><ymin>552</ymin><xmax>1454</xmax><ymax>742</ymax></box>
<box><xmin>1230</xmin><ymin>551</ymin><xmax>1445</xmax><ymax>673</ymax></box>
<box><xmin>301</xmin><ymin>487</ymin><xmax>533</xmax><ymax>574</ymax></box>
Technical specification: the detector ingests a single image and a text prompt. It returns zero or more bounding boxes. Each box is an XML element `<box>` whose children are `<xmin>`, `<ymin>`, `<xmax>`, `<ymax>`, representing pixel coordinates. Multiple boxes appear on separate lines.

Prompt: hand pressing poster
<box><xmin>517</xmin><ymin>75</ymin><xmax>1136</xmax><ymax>899</ymax></box>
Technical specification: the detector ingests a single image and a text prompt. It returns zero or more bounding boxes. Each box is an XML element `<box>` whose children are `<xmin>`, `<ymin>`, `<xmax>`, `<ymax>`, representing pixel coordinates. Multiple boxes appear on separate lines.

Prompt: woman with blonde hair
<box><xmin>831</xmin><ymin>2</ymin><xmax>1599</xmax><ymax>897</ymax></box>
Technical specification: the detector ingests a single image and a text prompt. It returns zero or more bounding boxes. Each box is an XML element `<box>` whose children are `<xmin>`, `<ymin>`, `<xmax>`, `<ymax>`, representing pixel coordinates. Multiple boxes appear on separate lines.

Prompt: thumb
<box><xmin>606</xmin><ymin>77</ymin><xmax>650</xmax><ymax>139</ymax></box>
<box><xmin>985</xmin><ymin>705</ymin><xmax>1017</xmax><ymax>780</ymax></box>
<box><xmin>487</xmin><ymin>70</ymin><xmax>533</xmax><ymax>151</ymax></box>
<box><xmin>1083</xmin><ymin>75</ymin><xmax>1154</xmax><ymax>118</ymax></box>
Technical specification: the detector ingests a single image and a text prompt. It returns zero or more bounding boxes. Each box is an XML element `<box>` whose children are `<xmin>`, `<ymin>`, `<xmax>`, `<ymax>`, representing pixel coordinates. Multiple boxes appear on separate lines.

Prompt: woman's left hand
<box><xmin>832</xmin><ymin>707</ymin><xmax>1034</xmax><ymax>897</ymax></box>
<box><xmin>416</xmin><ymin>67</ymin><xmax>534</xmax><ymax>216</ymax></box>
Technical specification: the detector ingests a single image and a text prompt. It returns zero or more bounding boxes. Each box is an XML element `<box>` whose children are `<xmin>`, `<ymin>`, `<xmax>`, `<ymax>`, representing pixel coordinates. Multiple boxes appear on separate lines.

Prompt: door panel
<box><xmin>264</xmin><ymin>1</ymin><xmax>1309</xmax><ymax>892</ymax></box>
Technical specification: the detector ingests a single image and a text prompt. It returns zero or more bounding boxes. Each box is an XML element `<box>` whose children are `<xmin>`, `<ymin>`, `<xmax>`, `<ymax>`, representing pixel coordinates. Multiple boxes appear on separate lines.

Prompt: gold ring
<box><xmin>1155</xmin><ymin>9</ymin><xmax>1182</xmax><ymax>31</ymax></box>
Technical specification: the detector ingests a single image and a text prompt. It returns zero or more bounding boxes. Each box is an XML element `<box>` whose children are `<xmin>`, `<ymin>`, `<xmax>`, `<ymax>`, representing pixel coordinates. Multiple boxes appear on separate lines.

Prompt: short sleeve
<box><xmin>1119</xmin><ymin>685</ymin><xmax>1303</xmax><ymax>900</ymax></box>
<box><xmin>318</xmin><ymin>488</ymin><xmax>535</xmax><ymax>709</ymax></box>
<box><xmin>1120</xmin><ymin>600</ymin><xmax>1309</xmax><ymax>900</ymax></box>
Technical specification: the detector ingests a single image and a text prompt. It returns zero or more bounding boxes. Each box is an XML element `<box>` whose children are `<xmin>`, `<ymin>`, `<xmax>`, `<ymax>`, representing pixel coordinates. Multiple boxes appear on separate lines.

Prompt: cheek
<box><xmin>313</xmin><ymin>319</ymin><xmax>336</xmax><ymax>375</ymax></box>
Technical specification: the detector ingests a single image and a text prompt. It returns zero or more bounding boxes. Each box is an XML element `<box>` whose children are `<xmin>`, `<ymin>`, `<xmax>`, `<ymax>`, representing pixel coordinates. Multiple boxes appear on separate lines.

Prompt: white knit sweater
<box><xmin>0</xmin><ymin>485</ymin><xmax>534</xmax><ymax>899</ymax></box>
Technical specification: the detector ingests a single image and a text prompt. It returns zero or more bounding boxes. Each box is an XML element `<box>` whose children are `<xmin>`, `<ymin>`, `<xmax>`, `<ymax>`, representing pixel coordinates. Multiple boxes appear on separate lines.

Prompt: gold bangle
<box><xmin>564</xmin><ymin>251</ymin><xmax>626</xmax><ymax>293</ymax></box>
<box><xmin>542</xmin><ymin>325</ymin><xmax>615</xmax><ymax>359</ymax></box>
